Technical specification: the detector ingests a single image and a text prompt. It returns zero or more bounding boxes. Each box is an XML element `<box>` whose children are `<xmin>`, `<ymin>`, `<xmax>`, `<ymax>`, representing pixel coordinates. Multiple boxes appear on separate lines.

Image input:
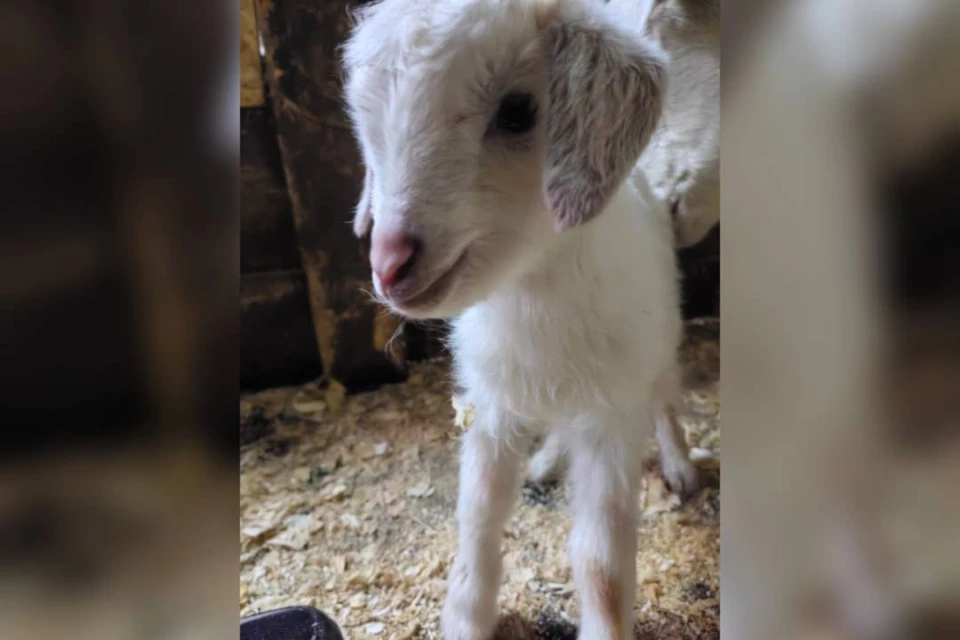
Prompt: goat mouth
<box><xmin>389</xmin><ymin>250</ymin><xmax>469</xmax><ymax>313</ymax></box>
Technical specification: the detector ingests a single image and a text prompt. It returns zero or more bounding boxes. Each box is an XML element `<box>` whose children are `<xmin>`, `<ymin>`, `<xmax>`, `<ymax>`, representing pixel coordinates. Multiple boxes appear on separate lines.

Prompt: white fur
<box><xmin>343</xmin><ymin>1</ymin><xmax>694</xmax><ymax>638</ymax></box>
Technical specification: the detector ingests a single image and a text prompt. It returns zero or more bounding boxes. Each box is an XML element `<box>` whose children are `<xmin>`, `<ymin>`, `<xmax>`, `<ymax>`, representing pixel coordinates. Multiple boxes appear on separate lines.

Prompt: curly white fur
<box><xmin>344</xmin><ymin>1</ymin><xmax>697</xmax><ymax>638</ymax></box>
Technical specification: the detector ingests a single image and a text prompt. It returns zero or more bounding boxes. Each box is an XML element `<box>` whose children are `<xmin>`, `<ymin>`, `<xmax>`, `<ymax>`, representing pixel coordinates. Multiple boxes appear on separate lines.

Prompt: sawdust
<box><xmin>240</xmin><ymin>319</ymin><xmax>720</xmax><ymax>639</ymax></box>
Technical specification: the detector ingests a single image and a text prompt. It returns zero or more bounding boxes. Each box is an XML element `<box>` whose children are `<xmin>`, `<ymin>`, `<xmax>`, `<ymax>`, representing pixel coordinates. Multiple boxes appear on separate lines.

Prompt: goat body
<box><xmin>444</xmin><ymin>182</ymin><xmax>685</xmax><ymax>640</ymax></box>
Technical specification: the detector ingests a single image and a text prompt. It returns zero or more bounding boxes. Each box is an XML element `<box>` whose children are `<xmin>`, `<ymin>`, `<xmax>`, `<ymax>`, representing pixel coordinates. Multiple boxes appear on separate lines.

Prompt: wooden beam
<box><xmin>241</xmin><ymin>270</ymin><xmax>323</xmax><ymax>390</ymax></box>
<box><xmin>256</xmin><ymin>0</ymin><xmax>407</xmax><ymax>389</ymax></box>
<box><xmin>240</xmin><ymin>0</ymin><xmax>265</xmax><ymax>107</ymax></box>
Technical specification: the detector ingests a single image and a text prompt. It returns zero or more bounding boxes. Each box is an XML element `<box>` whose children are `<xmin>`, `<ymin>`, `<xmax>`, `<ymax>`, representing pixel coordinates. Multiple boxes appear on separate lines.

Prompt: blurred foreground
<box><xmin>0</xmin><ymin>1</ymin><xmax>238</xmax><ymax>638</ymax></box>
<box><xmin>723</xmin><ymin>1</ymin><xmax>960</xmax><ymax>639</ymax></box>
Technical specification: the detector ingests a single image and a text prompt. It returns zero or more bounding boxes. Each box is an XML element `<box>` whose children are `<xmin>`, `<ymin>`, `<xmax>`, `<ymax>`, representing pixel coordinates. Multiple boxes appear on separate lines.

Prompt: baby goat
<box><xmin>344</xmin><ymin>1</ymin><xmax>688</xmax><ymax>638</ymax></box>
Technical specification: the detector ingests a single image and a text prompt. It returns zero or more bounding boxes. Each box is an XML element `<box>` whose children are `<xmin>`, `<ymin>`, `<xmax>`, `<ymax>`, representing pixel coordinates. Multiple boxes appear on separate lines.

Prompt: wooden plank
<box><xmin>256</xmin><ymin>0</ymin><xmax>407</xmax><ymax>389</ymax></box>
<box><xmin>242</xmin><ymin>270</ymin><xmax>323</xmax><ymax>390</ymax></box>
<box><xmin>241</xmin><ymin>0</ymin><xmax>265</xmax><ymax>107</ymax></box>
<box><xmin>241</xmin><ymin>106</ymin><xmax>300</xmax><ymax>273</ymax></box>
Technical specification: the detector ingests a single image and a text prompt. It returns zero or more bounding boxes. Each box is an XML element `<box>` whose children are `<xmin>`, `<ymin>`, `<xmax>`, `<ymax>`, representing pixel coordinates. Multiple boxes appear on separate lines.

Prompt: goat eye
<box><xmin>493</xmin><ymin>92</ymin><xmax>537</xmax><ymax>135</ymax></box>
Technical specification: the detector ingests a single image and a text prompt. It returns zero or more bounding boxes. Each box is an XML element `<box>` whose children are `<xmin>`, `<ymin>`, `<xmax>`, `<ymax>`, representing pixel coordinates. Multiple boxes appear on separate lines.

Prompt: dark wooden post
<box><xmin>256</xmin><ymin>0</ymin><xmax>407</xmax><ymax>389</ymax></box>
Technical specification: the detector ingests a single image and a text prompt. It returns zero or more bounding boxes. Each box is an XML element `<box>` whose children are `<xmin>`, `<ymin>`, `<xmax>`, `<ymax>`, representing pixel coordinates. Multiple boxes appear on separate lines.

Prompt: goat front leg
<box><xmin>569</xmin><ymin>423</ymin><xmax>643</xmax><ymax>640</ymax></box>
<box><xmin>442</xmin><ymin>414</ymin><xmax>526</xmax><ymax>640</ymax></box>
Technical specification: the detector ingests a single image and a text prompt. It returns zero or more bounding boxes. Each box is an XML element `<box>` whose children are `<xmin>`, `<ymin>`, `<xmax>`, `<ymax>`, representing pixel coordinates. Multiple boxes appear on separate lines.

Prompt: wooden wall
<box><xmin>241</xmin><ymin>0</ymin><xmax>324</xmax><ymax>390</ymax></box>
<box><xmin>241</xmin><ymin>0</ymin><xmax>414</xmax><ymax>391</ymax></box>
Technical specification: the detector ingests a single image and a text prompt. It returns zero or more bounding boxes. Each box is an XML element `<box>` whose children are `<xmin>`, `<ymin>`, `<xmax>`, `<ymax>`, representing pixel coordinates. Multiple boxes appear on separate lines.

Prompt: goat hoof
<box><xmin>662</xmin><ymin>455</ymin><xmax>700</xmax><ymax>499</ymax></box>
<box><xmin>441</xmin><ymin>564</ymin><xmax>498</xmax><ymax>640</ymax></box>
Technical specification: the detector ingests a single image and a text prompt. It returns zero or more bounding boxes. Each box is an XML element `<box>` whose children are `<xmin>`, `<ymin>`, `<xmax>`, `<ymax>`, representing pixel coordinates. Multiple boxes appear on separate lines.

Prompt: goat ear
<box><xmin>542</xmin><ymin>22</ymin><xmax>665</xmax><ymax>231</ymax></box>
<box><xmin>353</xmin><ymin>165</ymin><xmax>374</xmax><ymax>237</ymax></box>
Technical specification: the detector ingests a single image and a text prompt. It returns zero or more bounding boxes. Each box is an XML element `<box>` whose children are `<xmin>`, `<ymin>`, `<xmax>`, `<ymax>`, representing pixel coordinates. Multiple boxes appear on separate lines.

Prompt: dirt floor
<box><xmin>240</xmin><ymin>319</ymin><xmax>720</xmax><ymax>639</ymax></box>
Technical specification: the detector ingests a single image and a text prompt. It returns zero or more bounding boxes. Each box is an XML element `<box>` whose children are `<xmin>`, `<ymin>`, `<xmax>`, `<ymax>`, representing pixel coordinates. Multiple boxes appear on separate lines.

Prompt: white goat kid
<box><xmin>344</xmin><ymin>1</ymin><xmax>688</xmax><ymax>638</ymax></box>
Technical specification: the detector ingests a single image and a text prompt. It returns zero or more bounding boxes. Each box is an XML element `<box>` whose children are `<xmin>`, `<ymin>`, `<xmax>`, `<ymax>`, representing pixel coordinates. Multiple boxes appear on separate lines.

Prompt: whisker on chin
<box><xmin>384</xmin><ymin>319</ymin><xmax>406</xmax><ymax>360</ymax></box>
<box><xmin>359</xmin><ymin>285</ymin><xmax>389</xmax><ymax>307</ymax></box>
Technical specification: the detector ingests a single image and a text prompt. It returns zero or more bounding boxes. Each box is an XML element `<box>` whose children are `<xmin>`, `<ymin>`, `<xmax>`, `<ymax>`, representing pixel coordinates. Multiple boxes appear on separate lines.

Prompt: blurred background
<box><xmin>723</xmin><ymin>1</ymin><xmax>960</xmax><ymax>639</ymax></box>
<box><xmin>0</xmin><ymin>0</ymin><xmax>237</xmax><ymax>638</ymax></box>
<box><xmin>0</xmin><ymin>0</ymin><xmax>715</xmax><ymax>636</ymax></box>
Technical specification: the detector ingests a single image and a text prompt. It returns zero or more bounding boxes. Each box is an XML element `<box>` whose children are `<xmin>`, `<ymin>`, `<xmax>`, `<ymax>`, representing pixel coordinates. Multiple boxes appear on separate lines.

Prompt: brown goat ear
<box><xmin>353</xmin><ymin>166</ymin><xmax>374</xmax><ymax>237</ymax></box>
<box><xmin>542</xmin><ymin>22</ymin><xmax>666</xmax><ymax>231</ymax></box>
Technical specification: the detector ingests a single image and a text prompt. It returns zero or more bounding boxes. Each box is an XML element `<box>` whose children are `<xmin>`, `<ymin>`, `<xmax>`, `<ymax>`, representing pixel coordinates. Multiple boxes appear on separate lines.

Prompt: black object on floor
<box><xmin>240</xmin><ymin>606</ymin><xmax>344</xmax><ymax>640</ymax></box>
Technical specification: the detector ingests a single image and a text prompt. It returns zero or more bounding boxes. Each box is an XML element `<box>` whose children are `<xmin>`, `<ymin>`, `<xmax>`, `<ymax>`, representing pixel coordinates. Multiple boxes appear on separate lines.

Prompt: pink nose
<box><xmin>370</xmin><ymin>227</ymin><xmax>418</xmax><ymax>289</ymax></box>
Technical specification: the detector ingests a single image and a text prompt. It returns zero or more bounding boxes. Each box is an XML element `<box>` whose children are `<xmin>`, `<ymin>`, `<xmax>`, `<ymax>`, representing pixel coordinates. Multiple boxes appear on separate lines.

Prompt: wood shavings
<box><xmin>317</xmin><ymin>483</ymin><xmax>350</xmax><ymax>503</ymax></box>
<box><xmin>326</xmin><ymin>380</ymin><xmax>347</xmax><ymax>413</ymax></box>
<box><xmin>258</xmin><ymin>513</ymin><xmax>319</xmax><ymax>551</ymax></box>
<box><xmin>406</xmin><ymin>480</ymin><xmax>434</xmax><ymax>498</ymax></box>
<box><xmin>689</xmin><ymin>447</ymin><xmax>713</xmax><ymax>462</ymax></box>
<box><xmin>353</xmin><ymin>442</ymin><xmax>378</xmax><ymax>460</ymax></box>
<box><xmin>516</xmin><ymin>567</ymin><xmax>537</xmax><ymax>584</ymax></box>
<box><xmin>241</xmin><ymin>522</ymin><xmax>279</xmax><ymax>543</ymax></box>
<box><xmin>332</xmin><ymin>555</ymin><xmax>348</xmax><ymax>573</ymax></box>
<box><xmin>291</xmin><ymin>379</ymin><xmax>347</xmax><ymax>417</ymax></box>
<box><xmin>421</xmin><ymin>424</ymin><xmax>447</xmax><ymax>443</ymax></box>
<box><xmin>641</xmin><ymin>475</ymin><xmax>683</xmax><ymax>517</ymax></box>
<box><xmin>292</xmin><ymin>398</ymin><xmax>327</xmax><ymax>415</ymax></box>
<box><xmin>452</xmin><ymin>395</ymin><xmax>476</xmax><ymax>431</ymax></box>
<box><xmin>292</xmin><ymin>467</ymin><xmax>311</xmax><ymax>483</ymax></box>
<box><xmin>241</xmin><ymin>322</ymin><xmax>720</xmax><ymax>638</ymax></box>
<box><xmin>292</xmin><ymin>383</ymin><xmax>327</xmax><ymax>415</ymax></box>
<box><xmin>267</xmin><ymin>524</ymin><xmax>311</xmax><ymax>551</ymax></box>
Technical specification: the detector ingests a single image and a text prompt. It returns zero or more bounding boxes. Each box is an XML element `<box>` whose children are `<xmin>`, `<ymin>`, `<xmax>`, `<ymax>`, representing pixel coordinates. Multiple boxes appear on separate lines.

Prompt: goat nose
<box><xmin>370</xmin><ymin>228</ymin><xmax>418</xmax><ymax>289</ymax></box>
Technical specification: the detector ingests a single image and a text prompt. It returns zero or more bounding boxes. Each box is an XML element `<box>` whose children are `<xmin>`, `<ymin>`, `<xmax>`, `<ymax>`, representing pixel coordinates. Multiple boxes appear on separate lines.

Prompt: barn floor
<box><xmin>240</xmin><ymin>319</ymin><xmax>720</xmax><ymax>640</ymax></box>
